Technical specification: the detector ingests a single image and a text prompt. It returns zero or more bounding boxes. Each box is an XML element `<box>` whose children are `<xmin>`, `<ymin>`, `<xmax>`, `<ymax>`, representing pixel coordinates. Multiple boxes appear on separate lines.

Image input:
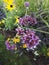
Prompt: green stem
<box><xmin>40</xmin><ymin>16</ymin><xmax>49</xmax><ymax>27</ymax></box>
<box><xmin>22</xmin><ymin>26</ymin><xmax>49</xmax><ymax>34</ymax></box>
<box><xmin>30</xmin><ymin>28</ymin><xmax>49</xmax><ymax>34</ymax></box>
<box><xmin>25</xmin><ymin>7</ymin><xmax>29</xmax><ymax>16</ymax></box>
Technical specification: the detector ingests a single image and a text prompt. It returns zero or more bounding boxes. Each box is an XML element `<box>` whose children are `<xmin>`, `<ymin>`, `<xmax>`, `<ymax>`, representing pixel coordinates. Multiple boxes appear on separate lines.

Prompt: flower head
<box><xmin>16</xmin><ymin>28</ymin><xmax>40</xmax><ymax>50</ymax></box>
<box><xmin>23</xmin><ymin>44</ymin><xmax>27</xmax><ymax>48</ymax></box>
<box><xmin>15</xmin><ymin>18</ymin><xmax>19</xmax><ymax>23</ymax></box>
<box><xmin>5</xmin><ymin>36</ymin><xmax>20</xmax><ymax>50</ymax></box>
<box><xmin>22</xmin><ymin>30</ymin><xmax>40</xmax><ymax>49</ymax></box>
<box><xmin>13</xmin><ymin>38</ymin><xmax>20</xmax><ymax>44</ymax></box>
<box><xmin>0</xmin><ymin>20</ymin><xmax>5</xmax><ymax>28</ymax></box>
<box><xmin>5</xmin><ymin>40</ymin><xmax>16</xmax><ymax>50</ymax></box>
<box><xmin>6</xmin><ymin>4</ymin><xmax>16</xmax><ymax>11</ymax></box>
<box><xmin>16</xmin><ymin>27</ymin><xmax>25</xmax><ymax>35</ymax></box>
<box><xmin>14</xmin><ymin>16</ymin><xmax>19</xmax><ymax>24</ymax></box>
<box><xmin>24</xmin><ymin>2</ymin><xmax>30</xmax><ymax>7</ymax></box>
<box><xmin>19</xmin><ymin>15</ymin><xmax>37</xmax><ymax>26</ymax></box>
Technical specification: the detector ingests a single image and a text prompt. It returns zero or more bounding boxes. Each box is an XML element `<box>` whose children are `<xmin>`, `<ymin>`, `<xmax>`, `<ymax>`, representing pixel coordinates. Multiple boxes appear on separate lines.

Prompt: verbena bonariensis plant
<box><xmin>2</xmin><ymin>0</ymin><xmax>48</xmax><ymax>57</ymax></box>
<box><xmin>4</xmin><ymin>1</ymin><xmax>41</xmax><ymax>54</ymax></box>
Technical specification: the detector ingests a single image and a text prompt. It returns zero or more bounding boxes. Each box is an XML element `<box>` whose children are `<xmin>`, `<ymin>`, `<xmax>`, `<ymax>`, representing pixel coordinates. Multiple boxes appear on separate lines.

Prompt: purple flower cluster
<box><xmin>24</xmin><ymin>2</ymin><xmax>30</xmax><ymax>7</ymax></box>
<box><xmin>19</xmin><ymin>15</ymin><xmax>37</xmax><ymax>26</ymax></box>
<box><xmin>16</xmin><ymin>28</ymin><xmax>40</xmax><ymax>49</ymax></box>
<box><xmin>16</xmin><ymin>27</ymin><xmax>24</xmax><ymax>35</ymax></box>
<box><xmin>5</xmin><ymin>41</ymin><xmax>16</xmax><ymax>50</ymax></box>
<box><xmin>5</xmin><ymin>28</ymin><xmax>40</xmax><ymax>50</ymax></box>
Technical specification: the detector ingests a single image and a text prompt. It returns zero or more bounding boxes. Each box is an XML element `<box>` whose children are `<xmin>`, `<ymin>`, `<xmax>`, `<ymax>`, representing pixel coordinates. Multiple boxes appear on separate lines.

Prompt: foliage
<box><xmin>0</xmin><ymin>0</ymin><xmax>49</xmax><ymax>65</ymax></box>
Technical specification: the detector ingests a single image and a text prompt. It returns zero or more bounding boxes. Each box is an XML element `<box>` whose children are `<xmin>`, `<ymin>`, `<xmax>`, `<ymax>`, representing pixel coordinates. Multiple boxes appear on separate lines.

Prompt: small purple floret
<box><xmin>5</xmin><ymin>41</ymin><xmax>15</xmax><ymax>50</ymax></box>
<box><xmin>19</xmin><ymin>15</ymin><xmax>37</xmax><ymax>26</ymax></box>
<box><xmin>24</xmin><ymin>2</ymin><xmax>30</xmax><ymax>7</ymax></box>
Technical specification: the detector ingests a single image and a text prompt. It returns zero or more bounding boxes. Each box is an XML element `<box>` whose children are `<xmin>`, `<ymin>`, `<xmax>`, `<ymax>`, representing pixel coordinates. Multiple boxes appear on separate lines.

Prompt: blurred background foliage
<box><xmin>0</xmin><ymin>33</ymin><xmax>31</xmax><ymax>65</ymax></box>
<box><xmin>0</xmin><ymin>0</ymin><xmax>49</xmax><ymax>65</ymax></box>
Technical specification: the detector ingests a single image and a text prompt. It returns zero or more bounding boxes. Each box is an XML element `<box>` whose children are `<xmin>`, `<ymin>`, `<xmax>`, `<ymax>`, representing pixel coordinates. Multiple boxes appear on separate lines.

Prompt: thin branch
<box><xmin>37</xmin><ymin>26</ymin><xmax>48</xmax><ymax>29</ymax></box>
<box><xmin>40</xmin><ymin>16</ymin><xmax>49</xmax><ymax>27</ymax></box>
<box><xmin>22</xmin><ymin>26</ymin><xmax>49</xmax><ymax>34</ymax></box>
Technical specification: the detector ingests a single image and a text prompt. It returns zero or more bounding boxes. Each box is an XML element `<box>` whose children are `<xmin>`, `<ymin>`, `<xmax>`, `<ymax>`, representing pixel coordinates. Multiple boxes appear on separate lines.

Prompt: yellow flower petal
<box><xmin>13</xmin><ymin>38</ymin><xmax>20</xmax><ymax>44</ymax></box>
<box><xmin>0</xmin><ymin>22</ymin><xmax>2</xmax><ymax>25</ymax></box>
<box><xmin>6</xmin><ymin>4</ymin><xmax>16</xmax><ymax>11</ymax></box>
<box><xmin>47</xmin><ymin>48</ymin><xmax>49</xmax><ymax>51</ymax></box>
<box><xmin>14</xmin><ymin>18</ymin><xmax>19</xmax><ymax>24</ymax></box>
<box><xmin>16</xmin><ymin>39</ymin><xmax>20</xmax><ymax>42</ymax></box>
<box><xmin>14</xmin><ymin>16</ymin><xmax>19</xmax><ymax>24</ymax></box>
<box><xmin>3</xmin><ymin>0</ymin><xmax>14</xmax><ymax>4</ymax></box>
<box><xmin>23</xmin><ymin>44</ymin><xmax>27</xmax><ymax>48</ymax></box>
<box><xmin>7</xmin><ymin>38</ymin><xmax>10</xmax><ymax>41</ymax></box>
<box><xmin>47</xmin><ymin>52</ymin><xmax>49</xmax><ymax>56</ymax></box>
<box><xmin>2</xmin><ymin>20</ymin><xmax>5</xmax><ymax>23</ymax></box>
<box><xmin>16</xmin><ymin>18</ymin><xmax>19</xmax><ymax>23</ymax></box>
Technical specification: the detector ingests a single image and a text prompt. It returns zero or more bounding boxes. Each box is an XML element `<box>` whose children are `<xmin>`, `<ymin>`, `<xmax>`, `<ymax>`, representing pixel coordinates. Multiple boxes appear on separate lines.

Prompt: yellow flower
<box><xmin>47</xmin><ymin>48</ymin><xmax>49</xmax><ymax>56</ymax></box>
<box><xmin>7</xmin><ymin>38</ymin><xmax>10</xmax><ymax>41</ymax></box>
<box><xmin>3</xmin><ymin>0</ymin><xmax>14</xmax><ymax>4</ymax></box>
<box><xmin>23</xmin><ymin>44</ymin><xmax>27</xmax><ymax>48</ymax></box>
<box><xmin>14</xmin><ymin>16</ymin><xmax>19</xmax><ymax>24</ymax></box>
<box><xmin>13</xmin><ymin>38</ymin><xmax>20</xmax><ymax>44</ymax></box>
<box><xmin>47</xmin><ymin>48</ymin><xmax>49</xmax><ymax>51</ymax></box>
<box><xmin>47</xmin><ymin>52</ymin><xmax>49</xmax><ymax>56</ymax></box>
<box><xmin>6</xmin><ymin>4</ymin><xmax>16</xmax><ymax>11</ymax></box>
<box><xmin>0</xmin><ymin>22</ymin><xmax>2</xmax><ymax>25</ymax></box>
<box><xmin>16</xmin><ymin>18</ymin><xmax>19</xmax><ymax>23</ymax></box>
<box><xmin>0</xmin><ymin>20</ymin><xmax>5</xmax><ymax>25</ymax></box>
<box><xmin>1</xmin><ymin>20</ymin><xmax>5</xmax><ymax>23</ymax></box>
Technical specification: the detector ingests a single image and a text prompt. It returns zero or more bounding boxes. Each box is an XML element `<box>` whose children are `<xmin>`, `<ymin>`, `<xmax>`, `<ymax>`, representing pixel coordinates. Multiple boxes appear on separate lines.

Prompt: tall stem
<box><xmin>25</xmin><ymin>7</ymin><xmax>29</xmax><ymax>16</ymax></box>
